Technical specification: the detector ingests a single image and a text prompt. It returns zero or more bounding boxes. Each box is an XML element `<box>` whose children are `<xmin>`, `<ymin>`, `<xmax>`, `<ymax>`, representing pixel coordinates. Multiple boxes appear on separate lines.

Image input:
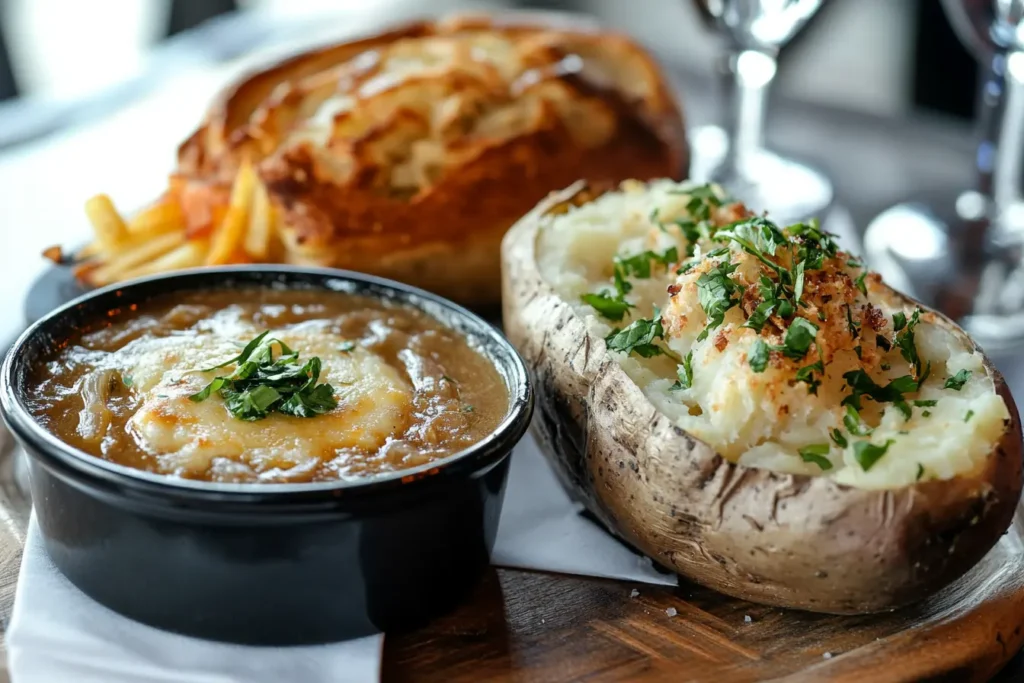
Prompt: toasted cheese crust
<box><xmin>171</xmin><ymin>15</ymin><xmax>686</xmax><ymax>304</ymax></box>
<box><xmin>126</xmin><ymin>328</ymin><xmax>413</xmax><ymax>480</ymax></box>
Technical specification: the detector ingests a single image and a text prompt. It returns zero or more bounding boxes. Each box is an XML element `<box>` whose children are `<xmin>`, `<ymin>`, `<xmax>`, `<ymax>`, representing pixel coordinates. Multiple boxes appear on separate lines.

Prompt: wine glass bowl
<box><xmin>695</xmin><ymin>0</ymin><xmax>826</xmax><ymax>50</ymax></box>
<box><xmin>864</xmin><ymin>0</ymin><xmax>1024</xmax><ymax>352</ymax></box>
<box><xmin>689</xmin><ymin>0</ymin><xmax>834</xmax><ymax>225</ymax></box>
<box><xmin>941</xmin><ymin>0</ymin><xmax>1024</xmax><ymax>58</ymax></box>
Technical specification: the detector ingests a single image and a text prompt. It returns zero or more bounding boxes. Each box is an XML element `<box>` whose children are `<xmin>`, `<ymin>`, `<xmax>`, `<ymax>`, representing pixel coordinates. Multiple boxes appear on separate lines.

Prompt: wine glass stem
<box><xmin>986</xmin><ymin>51</ymin><xmax>1024</xmax><ymax>210</ymax></box>
<box><xmin>717</xmin><ymin>48</ymin><xmax>778</xmax><ymax>183</ymax></box>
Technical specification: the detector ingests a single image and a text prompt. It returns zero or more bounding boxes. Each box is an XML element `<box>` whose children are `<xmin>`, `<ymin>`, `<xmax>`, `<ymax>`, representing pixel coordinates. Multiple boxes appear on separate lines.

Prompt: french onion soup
<box><xmin>27</xmin><ymin>289</ymin><xmax>509</xmax><ymax>483</ymax></box>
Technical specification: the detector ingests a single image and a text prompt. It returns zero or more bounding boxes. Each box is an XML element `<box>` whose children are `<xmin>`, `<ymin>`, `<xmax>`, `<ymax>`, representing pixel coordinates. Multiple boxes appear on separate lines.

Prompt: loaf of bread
<box><xmin>72</xmin><ymin>14</ymin><xmax>688</xmax><ymax>307</ymax></box>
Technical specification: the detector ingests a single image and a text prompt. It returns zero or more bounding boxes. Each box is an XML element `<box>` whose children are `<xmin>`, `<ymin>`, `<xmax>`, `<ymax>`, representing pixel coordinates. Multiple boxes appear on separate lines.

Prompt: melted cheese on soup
<box><xmin>28</xmin><ymin>291</ymin><xmax>509</xmax><ymax>483</ymax></box>
<box><xmin>118</xmin><ymin>326</ymin><xmax>413</xmax><ymax>478</ymax></box>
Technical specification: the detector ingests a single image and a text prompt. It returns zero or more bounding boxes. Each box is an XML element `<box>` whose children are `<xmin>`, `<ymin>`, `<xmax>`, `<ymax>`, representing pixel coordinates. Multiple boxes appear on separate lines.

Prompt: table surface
<box><xmin>0</xmin><ymin>6</ymin><xmax>1019</xmax><ymax>683</ymax></box>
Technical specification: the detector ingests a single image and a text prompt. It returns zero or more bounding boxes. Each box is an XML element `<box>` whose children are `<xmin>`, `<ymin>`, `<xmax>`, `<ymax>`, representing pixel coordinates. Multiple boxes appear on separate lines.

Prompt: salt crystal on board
<box><xmin>630</xmin><ymin>589</ymin><xmax>640</xmax><ymax>599</ymax></box>
<box><xmin>665</xmin><ymin>607</ymin><xmax>678</xmax><ymax>617</ymax></box>
<box><xmin>823</xmin><ymin>652</ymin><xmax>833</xmax><ymax>660</ymax></box>
<box><xmin>743</xmin><ymin>614</ymin><xmax>752</xmax><ymax>623</ymax></box>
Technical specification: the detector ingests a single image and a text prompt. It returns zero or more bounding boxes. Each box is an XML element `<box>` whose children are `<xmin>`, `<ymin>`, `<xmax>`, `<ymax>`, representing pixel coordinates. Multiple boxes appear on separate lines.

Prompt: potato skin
<box><xmin>501</xmin><ymin>182</ymin><xmax>1024</xmax><ymax>614</ymax></box>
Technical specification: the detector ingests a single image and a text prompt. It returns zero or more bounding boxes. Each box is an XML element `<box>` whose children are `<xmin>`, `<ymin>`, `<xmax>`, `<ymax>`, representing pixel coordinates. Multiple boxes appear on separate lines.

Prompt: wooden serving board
<box><xmin>0</xmin><ymin>430</ymin><xmax>1023</xmax><ymax>682</ymax></box>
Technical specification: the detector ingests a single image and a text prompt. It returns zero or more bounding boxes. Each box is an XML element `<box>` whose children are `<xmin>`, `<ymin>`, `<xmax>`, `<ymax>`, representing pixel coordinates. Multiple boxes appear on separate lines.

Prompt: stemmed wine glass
<box><xmin>863</xmin><ymin>0</ymin><xmax>1024</xmax><ymax>352</ymax></box>
<box><xmin>689</xmin><ymin>0</ymin><xmax>833</xmax><ymax>225</ymax></box>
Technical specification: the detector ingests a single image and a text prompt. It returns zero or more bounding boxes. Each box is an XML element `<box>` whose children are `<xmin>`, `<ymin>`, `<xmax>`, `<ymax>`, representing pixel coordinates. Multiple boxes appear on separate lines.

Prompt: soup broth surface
<box><xmin>28</xmin><ymin>289</ymin><xmax>509</xmax><ymax>483</ymax></box>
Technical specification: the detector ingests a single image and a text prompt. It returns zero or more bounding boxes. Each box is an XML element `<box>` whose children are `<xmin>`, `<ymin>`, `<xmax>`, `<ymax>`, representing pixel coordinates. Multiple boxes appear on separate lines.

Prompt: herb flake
<box><xmin>853</xmin><ymin>439</ymin><xmax>895</xmax><ymax>471</ymax></box>
<box><xmin>944</xmin><ymin>369</ymin><xmax>972</xmax><ymax>391</ymax></box>
<box><xmin>189</xmin><ymin>333</ymin><xmax>338</xmax><ymax>421</ymax></box>
<box><xmin>798</xmin><ymin>444</ymin><xmax>833</xmax><ymax>471</ymax></box>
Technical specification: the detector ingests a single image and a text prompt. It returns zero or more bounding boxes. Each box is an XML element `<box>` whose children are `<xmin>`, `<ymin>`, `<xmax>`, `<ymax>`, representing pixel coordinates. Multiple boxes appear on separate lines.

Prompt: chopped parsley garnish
<box><xmin>756</xmin><ymin>274</ymin><xmax>790</xmax><ymax>316</ymax></box>
<box><xmin>916</xmin><ymin>463</ymin><xmax>925</xmax><ymax>480</ymax></box>
<box><xmin>581</xmin><ymin>291</ymin><xmax>633</xmax><ymax>321</ymax></box>
<box><xmin>854</xmin><ymin>271</ymin><xmax>868</xmax><ymax>295</ymax></box>
<box><xmin>845</xmin><ymin>305</ymin><xmax>859</xmax><ymax>339</ymax></box>
<box><xmin>189</xmin><ymin>331</ymin><xmax>338</xmax><ymax>421</ymax></box>
<box><xmin>122</xmin><ymin>375</ymin><xmax>134</xmax><ymax>388</ymax></box>
<box><xmin>780</xmin><ymin>318</ymin><xmax>818</xmax><ymax>360</ymax></box>
<box><xmin>853</xmin><ymin>439</ymin><xmax>894</xmax><ymax>471</ymax></box>
<box><xmin>830</xmin><ymin>428</ymin><xmax>848</xmax><ymax>448</ymax></box>
<box><xmin>338</xmin><ymin>341</ymin><xmax>356</xmax><ymax>353</ymax></box>
<box><xmin>749</xmin><ymin>338</ymin><xmax>771</xmax><ymax>373</ymax></box>
<box><xmin>605</xmin><ymin>307</ymin><xmax>677</xmax><ymax>359</ymax></box>
<box><xmin>671</xmin><ymin>351</ymin><xmax>694</xmax><ymax>391</ymax></box>
<box><xmin>696</xmin><ymin>261</ymin><xmax>740</xmax><ymax>340</ymax></box>
<box><xmin>674</xmin><ymin>184</ymin><xmax>723</xmax><ymax>221</ymax></box>
<box><xmin>741</xmin><ymin>300</ymin><xmax>775</xmax><ymax>333</ymax></box>
<box><xmin>841</xmin><ymin>370</ymin><xmax>918</xmax><ymax>411</ymax></box>
<box><xmin>616</xmin><ymin>247</ymin><xmax>679</xmax><ymax>280</ymax></box>
<box><xmin>798</xmin><ymin>444</ymin><xmax>833</xmax><ymax>471</ymax></box>
<box><xmin>675</xmin><ymin>220</ymin><xmax>702</xmax><ymax>255</ymax></box>
<box><xmin>716</xmin><ymin>218</ymin><xmax>790</xmax><ymax>280</ymax></box>
<box><xmin>788</xmin><ymin>218</ymin><xmax>839</xmax><ymax>262</ymax></box>
<box><xmin>795</xmin><ymin>350</ymin><xmax>825</xmax><ymax>395</ymax></box>
<box><xmin>843</xmin><ymin>405</ymin><xmax>874</xmax><ymax>436</ymax></box>
<box><xmin>913</xmin><ymin>399</ymin><xmax>937</xmax><ymax>407</ymax></box>
<box><xmin>747</xmin><ymin>317</ymin><xmax>820</xmax><ymax>374</ymax></box>
<box><xmin>965</xmin><ymin>409</ymin><xmax>975</xmax><ymax>422</ymax></box>
<box><xmin>583</xmin><ymin>247</ymin><xmax>679</xmax><ymax>321</ymax></box>
<box><xmin>678</xmin><ymin>247</ymin><xmax>729</xmax><ymax>275</ymax></box>
<box><xmin>892</xmin><ymin>309</ymin><xmax>926</xmax><ymax>379</ymax></box>
<box><xmin>944</xmin><ymin>369</ymin><xmax>971</xmax><ymax>390</ymax></box>
<box><xmin>922</xmin><ymin>410</ymin><xmax>932</xmax><ymax>417</ymax></box>
<box><xmin>793</xmin><ymin>261</ymin><xmax>806</xmax><ymax>305</ymax></box>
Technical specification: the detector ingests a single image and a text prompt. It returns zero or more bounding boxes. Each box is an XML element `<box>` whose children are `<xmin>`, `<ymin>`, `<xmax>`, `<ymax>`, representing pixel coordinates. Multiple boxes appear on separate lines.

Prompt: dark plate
<box><xmin>2</xmin><ymin>265</ymin><xmax>533</xmax><ymax>645</ymax></box>
<box><xmin>23</xmin><ymin>263</ymin><xmax>87</xmax><ymax>326</ymax></box>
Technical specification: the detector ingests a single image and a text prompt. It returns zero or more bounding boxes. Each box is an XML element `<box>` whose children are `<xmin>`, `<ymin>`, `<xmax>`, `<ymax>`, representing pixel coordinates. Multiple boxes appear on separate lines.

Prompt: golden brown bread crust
<box><xmin>172</xmin><ymin>14</ymin><xmax>687</xmax><ymax>305</ymax></box>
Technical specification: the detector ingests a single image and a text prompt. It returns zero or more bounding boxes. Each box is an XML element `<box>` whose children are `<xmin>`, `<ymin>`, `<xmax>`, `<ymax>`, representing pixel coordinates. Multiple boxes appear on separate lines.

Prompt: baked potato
<box><xmin>64</xmin><ymin>14</ymin><xmax>686</xmax><ymax>308</ymax></box>
<box><xmin>501</xmin><ymin>179</ymin><xmax>1023</xmax><ymax>614</ymax></box>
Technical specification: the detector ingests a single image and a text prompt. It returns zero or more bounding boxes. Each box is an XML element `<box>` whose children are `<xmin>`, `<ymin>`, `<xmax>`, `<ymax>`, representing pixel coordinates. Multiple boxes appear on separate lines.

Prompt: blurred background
<box><xmin>0</xmin><ymin>0</ymin><xmax>988</xmax><ymax>337</ymax></box>
<box><xmin>0</xmin><ymin>0</ymin><xmax>978</xmax><ymax>133</ymax></box>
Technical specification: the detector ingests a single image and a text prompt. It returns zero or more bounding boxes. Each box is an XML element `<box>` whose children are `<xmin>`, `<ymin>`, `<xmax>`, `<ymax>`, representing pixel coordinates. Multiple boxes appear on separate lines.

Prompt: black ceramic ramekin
<box><xmin>0</xmin><ymin>266</ymin><xmax>533</xmax><ymax>645</ymax></box>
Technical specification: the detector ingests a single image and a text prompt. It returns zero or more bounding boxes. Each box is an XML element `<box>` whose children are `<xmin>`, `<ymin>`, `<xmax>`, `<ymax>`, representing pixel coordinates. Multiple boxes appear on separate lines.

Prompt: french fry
<box><xmin>120</xmin><ymin>239</ymin><xmax>209</xmax><ymax>280</ymax></box>
<box><xmin>128</xmin><ymin>199</ymin><xmax>185</xmax><ymax>238</ymax></box>
<box><xmin>244</xmin><ymin>178</ymin><xmax>273</xmax><ymax>260</ymax></box>
<box><xmin>75</xmin><ymin>241</ymin><xmax>104</xmax><ymax>261</ymax></box>
<box><xmin>206</xmin><ymin>160</ymin><xmax>256</xmax><ymax>265</ymax></box>
<box><xmin>84</xmin><ymin>194</ymin><xmax>129</xmax><ymax>249</ymax></box>
<box><xmin>85</xmin><ymin>232</ymin><xmax>185</xmax><ymax>286</ymax></box>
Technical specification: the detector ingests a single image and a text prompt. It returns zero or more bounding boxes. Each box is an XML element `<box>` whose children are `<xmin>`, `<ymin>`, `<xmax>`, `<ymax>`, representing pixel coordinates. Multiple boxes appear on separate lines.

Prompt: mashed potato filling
<box><xmin>537</xmin><ymin>179</ymin><xmax>1010</xmax><ymax>489</ymax></box>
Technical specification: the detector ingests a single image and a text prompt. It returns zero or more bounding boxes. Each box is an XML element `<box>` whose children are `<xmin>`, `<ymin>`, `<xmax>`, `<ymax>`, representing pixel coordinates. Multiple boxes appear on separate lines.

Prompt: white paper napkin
<box><xmin>7</xmin><ymin>518</ymin><xmax>384</xmax><ymax>683</ymax></box>
<box><xmin>6</xmin><ymin>431</ymin><xmax>675</xmax><ymax>682</ymax></box>
<box><xmin>493</xmin><ymin>433</ymin><xmax>677</xmax><ymax>586</ymax></box>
